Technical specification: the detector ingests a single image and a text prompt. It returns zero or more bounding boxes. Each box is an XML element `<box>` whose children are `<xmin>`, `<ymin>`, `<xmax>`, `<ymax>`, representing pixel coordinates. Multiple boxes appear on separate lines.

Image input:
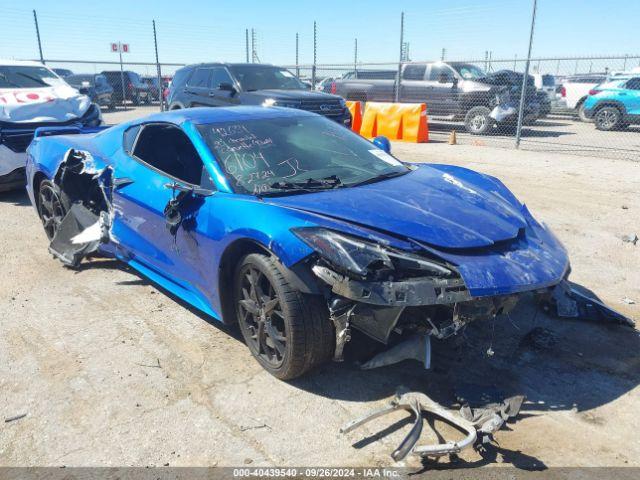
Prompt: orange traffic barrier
<box><xmin>359</xmin><ymin>102</ymin><xmax>429</xmax><ymax>143</ymax></box>
<box><xmin>345</xmin><ymin>100</ymin><xmax>362</xmax><ymax>133</ymax></box>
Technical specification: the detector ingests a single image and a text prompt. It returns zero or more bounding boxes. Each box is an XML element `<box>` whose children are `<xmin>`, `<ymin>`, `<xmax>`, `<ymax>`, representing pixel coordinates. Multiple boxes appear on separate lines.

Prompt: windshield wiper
<box><xmin>347</xmin><ymin>170</ymin><xmax>409</xmax><ymax>188</ymax></box>
<box><xmin>260</xmin><ymin>175</ymin><xmax>343</xmax><ymax>197</ymax></box>
<box><xmin>272</xmin><ymin>175</ymin><xmax>342</xmax><ymax>190</ymax></box>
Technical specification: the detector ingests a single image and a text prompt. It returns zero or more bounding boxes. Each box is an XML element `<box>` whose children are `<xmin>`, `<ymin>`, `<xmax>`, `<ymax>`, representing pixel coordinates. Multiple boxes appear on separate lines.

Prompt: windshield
<box><xmin>66</xmin><ymin>74</ymin><xmax>94</xmax><ymax>87</ymax></box>
<box><xmin>0</xmin><ymin>65</ymin><xmax>65</xmax><ymax>88</ymax></box>
<box><xmin>451</xmin><ymin>63</ymin><xmax>486</xmax><ymax>80</ymax></box>
<box><xmin>228</xmin><ymin>66</ymin><xmax>306</xmax><ymax>91</ymax></box>
<box><xmin>198</xmin><ymin>116</ymin><xmax>409</xmax><ymax>196</ymax></box>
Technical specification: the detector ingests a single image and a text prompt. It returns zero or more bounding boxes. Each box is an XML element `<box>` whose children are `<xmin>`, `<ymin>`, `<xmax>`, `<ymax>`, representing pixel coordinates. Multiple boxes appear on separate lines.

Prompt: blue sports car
<box><xmin>26</xmin><ymin>106</ymin><xmax>573</xmax><ymax>379</ymax></box>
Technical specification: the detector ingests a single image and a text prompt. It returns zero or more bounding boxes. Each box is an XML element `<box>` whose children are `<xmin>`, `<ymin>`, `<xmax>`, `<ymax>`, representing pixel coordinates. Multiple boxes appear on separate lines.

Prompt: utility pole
<box><xmin>33</xmin><ymin>10</ymin><xmax>44</xmax><ymax>64</ymax></box>
<box><xmin>251</xmin><ymin>28</ymin><xmax>257</xmax><ymax>63</ymax></box>
<box><xmin>312</xmin><ymin>21</ymin><xmax>317</xmax><ymax>87</ymax></box>
<box><xmin>245</xmin><ymin>29</ymin><xmax>249</xmax><ymax>63</ymax></box>
<box><xmin>354</xmin><ymin>38</ymin><xmax>358</xmax><ymax>76</ymax></box>
<box><xmin>515</xmin><ymin>0</ymin><xmax>538</xmax><ymax>149</ymax></box>
<box><xmin>152</xmin><ymin>20</ymin><xmax>163</xmax><ymax>111</ymax></box>
<box><xmin>441</xmin><ymin>48</ymin><xmax>446</xmax><ymax>61</ymax></box>
<box><xmin>295</xmin><ymin>33</ymin><xmax>299</xmax><ymax>77</ymax></box>
<box><xmin>395</xmin><ymin>11</ymin><xmax>404</xmax><ymax>102</ymax></box>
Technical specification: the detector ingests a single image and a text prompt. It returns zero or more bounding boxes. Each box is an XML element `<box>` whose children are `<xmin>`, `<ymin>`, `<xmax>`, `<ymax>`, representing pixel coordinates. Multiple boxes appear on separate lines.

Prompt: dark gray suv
<box><xmin>167</xmin><ymin>63</ymin><xmax>351</xmax><ymax>126</ymax></box>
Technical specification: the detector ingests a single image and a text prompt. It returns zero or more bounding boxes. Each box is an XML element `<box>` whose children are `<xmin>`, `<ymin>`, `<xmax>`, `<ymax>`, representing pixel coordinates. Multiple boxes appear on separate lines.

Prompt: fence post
<box><xmin>395</xmin><ymin>11</ymin><xmax>404</xmax><ymax>102</ymax></box>
<box><xmin>515</xmin><ymin>0</ymin><xmax>538</xmax><ymax>149</ymax></box>
<box><xmin>295</xmin><ymin>33</ymin><xmax>300</xmax><ymax>77</ymax></box>
<box><xmin>118</xmin><ymin>42</ymin><xmax>126</xmax><ymax>108</ymax></box>
<box><xmin>311</xmin><ymin>21</ymin><xmax>317</xmax><ymax>88</ymax></box>
<box><xmin>441</xmin><ymin>48</ymin><xmax>445</xmax><ymax>61</ymax></box>
<box><xmin>33</xmin><ymin>10</ymin><xmax>45</xmax><ymax>64</ymax></box>
<box><xmin>153</xmin><ymin>21</ymin><xmax>163</xmax><ymax>111</ymax></box>
<box><xmin>245</xmin><ymin>29</ymin><xmax>250</xmax><ymax>63</ymax></box>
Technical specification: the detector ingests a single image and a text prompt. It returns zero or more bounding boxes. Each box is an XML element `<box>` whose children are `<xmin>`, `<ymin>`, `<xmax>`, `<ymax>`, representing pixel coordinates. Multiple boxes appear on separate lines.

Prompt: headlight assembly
<box><xmin>292</xmin><ymin>227</ymin><xmax>454</xmax><ymax>278</ymax></box>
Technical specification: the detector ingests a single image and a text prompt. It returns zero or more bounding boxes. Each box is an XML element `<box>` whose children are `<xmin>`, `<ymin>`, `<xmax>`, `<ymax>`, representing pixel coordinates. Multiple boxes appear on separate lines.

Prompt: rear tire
<box><xmin>464</xmin><ymin>106</ymin><xmax>493</xmax><ymax>135</ymax></box>
<box><xmin>36</xmin><ymin>180</ymin><xmax>68</xmax><ymax>241</ymax></box>
<box><xmin>234</xmin><ymin>253</ymin><xmax>334</xmax><ymax>380</ymax></box>
<box><xmin>594</xmin><ymin>106</ymin><xmax>622</xmax><ymax>131</ymax></box>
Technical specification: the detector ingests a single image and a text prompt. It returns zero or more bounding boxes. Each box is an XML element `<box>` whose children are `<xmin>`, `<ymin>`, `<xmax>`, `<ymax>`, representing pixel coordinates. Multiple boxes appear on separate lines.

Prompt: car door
<box><xmin>206</xmin><ymin>66</ymin><xmax>240</xmax><ymax>106</ymax></box>
<box><xmin>426</xmin><ymin>64</ymin><xmax>460</xmax><ymax>117</ymax></box>
<box><xmin>622</xmin><ymin>77</ymin><xmax>640</xmax><ymax>115</ymax></box>
<box><xmin>110</xmin><ymin>122</ymin><xmax>218</xmax><ymax>311</ymax></box>
<box><xmin>183</xmin><ymin>67</ymin><xmax>212</xmax><ymax>107</ymax></box>
<box><xmin>399</xmin><ymin>64</ymin><xmax>429</xmax><ymax>104</ymax></box>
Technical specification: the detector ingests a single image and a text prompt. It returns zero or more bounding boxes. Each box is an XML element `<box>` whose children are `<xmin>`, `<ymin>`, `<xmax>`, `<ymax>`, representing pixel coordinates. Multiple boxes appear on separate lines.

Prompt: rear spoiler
<box><xmin>33</xmin><ymin>125</ymin><xmax>110</xmax><ymax>139</ymax></box>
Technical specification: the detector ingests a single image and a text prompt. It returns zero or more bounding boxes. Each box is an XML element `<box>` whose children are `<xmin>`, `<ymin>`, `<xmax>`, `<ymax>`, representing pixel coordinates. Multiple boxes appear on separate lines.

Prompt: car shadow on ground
<box><xmin>0</xmin><ymin>188</ymin><xmax>30</xmax><ymax>206</ymax></box>
<box><xmin>428</xmin><ymin>120</ymin><xmax>575</xmax><ymax>139</ymax></box>
<box><xmin>294</xmin><ymin>293</ymin><xmax>639</xmax><ymax>412</ymax></box>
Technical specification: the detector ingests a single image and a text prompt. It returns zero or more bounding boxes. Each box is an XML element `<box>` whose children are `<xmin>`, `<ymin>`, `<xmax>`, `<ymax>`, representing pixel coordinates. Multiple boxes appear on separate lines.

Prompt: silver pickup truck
<box><xmin>333</xmin><ymin>62</ymin><xmax>541</xmax><ymax>134</ymax></box>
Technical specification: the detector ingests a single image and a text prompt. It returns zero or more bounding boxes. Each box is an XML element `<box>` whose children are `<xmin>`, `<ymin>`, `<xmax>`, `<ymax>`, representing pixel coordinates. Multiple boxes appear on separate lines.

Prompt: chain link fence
<box><xmin>3</xmin><ymin>6</ymin><xmax>640</xmax><ymax>162</ymax></box>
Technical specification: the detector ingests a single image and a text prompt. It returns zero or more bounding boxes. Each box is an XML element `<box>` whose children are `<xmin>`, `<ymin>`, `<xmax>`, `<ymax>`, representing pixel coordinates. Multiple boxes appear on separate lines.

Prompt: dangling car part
<box><xmin>341</xmin><ymin>388</ymin><xmax>525</xmax><ymax>461</ymax></box>
<box><xmin>0</xmin><ymin>60</ymin><xmax>102</xmax><ymax>192</ymax></box>
<box><xmin>25</xmin><ymin>106</ymin><xmax>632</xmax><ymax>380</ymax></box>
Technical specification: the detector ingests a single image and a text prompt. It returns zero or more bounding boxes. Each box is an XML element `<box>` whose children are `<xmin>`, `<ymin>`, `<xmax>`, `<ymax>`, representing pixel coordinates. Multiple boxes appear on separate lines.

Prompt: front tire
<box><xmin>464</xmin><ymin>106</ymin><xmax>493</xmax><ymax>135</ymax></box>
<box><xmin>594</xmin><ymin>106</ymin><xmax>622</xmax><ymax>131</ymax></box>
<box><xmin>234</xmin><ymin>253</ymin><xmax>334</xmax><ymax>380</ymax></box>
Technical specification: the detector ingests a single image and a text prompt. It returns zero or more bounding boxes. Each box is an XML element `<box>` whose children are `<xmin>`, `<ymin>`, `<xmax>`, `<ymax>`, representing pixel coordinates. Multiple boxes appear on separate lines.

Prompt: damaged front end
<box><xmin>43</xmin><ymin>149</ymin><xmax>114</xmax><ymax>267</ymax></box>
<box><xmin>293</xmin><ymin>228</ymin><xmax>522</xmax><ymax>365</ymax></box>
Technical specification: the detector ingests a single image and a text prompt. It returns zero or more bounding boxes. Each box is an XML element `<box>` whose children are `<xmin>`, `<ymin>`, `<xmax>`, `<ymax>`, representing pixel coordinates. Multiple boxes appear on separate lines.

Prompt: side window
<box><xmin>123</xmin><ymin>125</ymin><xmax>141</xmax><ymax>155</ymax></box>
<box><xmin>403</xmin><ymin>64</ymin><xmax>426</xmax><ymax>80</ymax></box>
<box><xmin>132</xmin><ymin>124</ymin><xmax>207</xmax><ymax>186</ymax></box>
<box><xmin>428</xmin><ymin>65</ymin><xmax>454</xmax><ymax>82</ymax></box>
<box><xmin>209</xmin><ymin>67</ymin><xmax>234</xmax><ymax>89</ymax></box>
<box><xmin>187</xmin><ymin>68</ymin><xmax>211</xmax><ymax>88</ymax></box>
<box><xmin>625</xmin><ymin>78</ymin><xmax>640</xmax><ymax>90</ymax></box>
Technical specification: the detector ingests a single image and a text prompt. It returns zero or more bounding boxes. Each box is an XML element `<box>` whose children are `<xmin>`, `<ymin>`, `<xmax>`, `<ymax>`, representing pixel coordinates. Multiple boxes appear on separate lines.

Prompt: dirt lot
<box><xmin>1</xmin><ymin>111</ymin><xmax>639</xmax><ymax>470</ymax></box>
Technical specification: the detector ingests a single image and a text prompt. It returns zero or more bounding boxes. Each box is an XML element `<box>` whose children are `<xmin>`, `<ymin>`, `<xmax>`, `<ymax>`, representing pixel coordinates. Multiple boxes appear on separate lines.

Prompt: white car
<box><xmin>0</xmin><ymin>60</ymin><xmax>101</xmax><ymax>191</ymax></box>
<box><xmin>557</xmin><ymin>74</ymin><xmax>607</xmax><ymax>121</ymax></box>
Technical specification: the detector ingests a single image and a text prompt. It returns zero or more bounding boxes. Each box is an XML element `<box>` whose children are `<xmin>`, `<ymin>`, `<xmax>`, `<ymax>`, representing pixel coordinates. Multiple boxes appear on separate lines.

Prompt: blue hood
<box><xmin>265</xmin><ymin>165</ymin><xmax>527</xmax><ymax>249</ymax></box>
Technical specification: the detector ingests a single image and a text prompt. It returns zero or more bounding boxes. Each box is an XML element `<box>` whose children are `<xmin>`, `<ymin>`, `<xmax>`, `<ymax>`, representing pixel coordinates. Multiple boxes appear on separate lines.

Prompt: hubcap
<box><xmin>471</xmin><ymin>114</ymin><xmax>486</xmax><ymax>132</ymax></box>
<box><xmin>238</xmin><ymin>266</ymin><xmax>287</xmax><ymax>368</ymax></box>
<box><xmin>38</xmin><ymin>185</ymin><xmax>65</xmax><ymax>240</ymax></box>
<box><xmin>597</xmin><ymin>109</ymin><xmax>617</xmax><ymax>128</ymax></box>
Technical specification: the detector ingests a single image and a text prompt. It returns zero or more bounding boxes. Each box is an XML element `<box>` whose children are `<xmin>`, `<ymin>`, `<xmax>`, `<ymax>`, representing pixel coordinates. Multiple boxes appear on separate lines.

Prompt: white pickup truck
<box><xmin>557</xmin><ymin>74</ymin><xmax>607</xmax><ymax>121</ymax></box>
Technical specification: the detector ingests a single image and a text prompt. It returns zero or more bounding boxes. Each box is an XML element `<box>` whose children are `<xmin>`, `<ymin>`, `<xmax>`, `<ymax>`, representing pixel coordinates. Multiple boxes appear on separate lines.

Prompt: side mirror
<box><xmin>164</xmin><ymin>182</ymin><xmax>215</xmax><ymax>197</ymax></box>
<box><xmin>373</xmin><ymin>136</ymin><xmax>391</xmax><ymax>154</ymax></box>
<box><xmin>218</xmin><ymin>82</ymin><xmax>236</xmax><ymax>94</ymax></box>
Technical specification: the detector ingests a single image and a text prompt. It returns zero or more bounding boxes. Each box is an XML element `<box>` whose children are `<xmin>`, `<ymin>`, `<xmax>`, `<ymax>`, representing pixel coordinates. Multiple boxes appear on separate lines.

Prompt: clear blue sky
<box><xmin>2</xmin><ymin>0</ymin><xmax>639</xmax><ymax>75</ymax></box>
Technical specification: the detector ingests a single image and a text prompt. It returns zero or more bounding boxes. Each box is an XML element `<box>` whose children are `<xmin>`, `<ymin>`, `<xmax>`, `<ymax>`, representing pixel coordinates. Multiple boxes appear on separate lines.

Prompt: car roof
<box><xmin>181</xmin><ymin>62</ymin><xmax>278</xmax><ymax>69</ymax></box>
<box><xmin>136</xmin><ymin>106</ymin><xmax>315</xmax><ymax>126</ymax></box>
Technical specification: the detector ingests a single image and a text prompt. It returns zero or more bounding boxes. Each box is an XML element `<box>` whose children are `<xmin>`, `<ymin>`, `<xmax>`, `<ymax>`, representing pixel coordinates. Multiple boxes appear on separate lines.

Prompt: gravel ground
<box><xmin>0</xmin><ymin>118</ymin><xmax>638</xmax><ymax>470</ymax></box>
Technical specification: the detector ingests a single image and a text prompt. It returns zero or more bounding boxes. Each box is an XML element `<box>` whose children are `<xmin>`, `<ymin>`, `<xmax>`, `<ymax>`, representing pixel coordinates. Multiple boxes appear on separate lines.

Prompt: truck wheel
<box><xmin>234</xmin><ymin>253</ymin><xmax>334</xmax><ymax>380</ymax></box>
<box><xmin>464</xmin><ymin>106</ymin><xmax>493</xmax><ymax>135</ymax></box>
<box><xmin>594</xmin><ymin>106</ymin><xmax>622</xmax><ymax>131</ymax></box>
